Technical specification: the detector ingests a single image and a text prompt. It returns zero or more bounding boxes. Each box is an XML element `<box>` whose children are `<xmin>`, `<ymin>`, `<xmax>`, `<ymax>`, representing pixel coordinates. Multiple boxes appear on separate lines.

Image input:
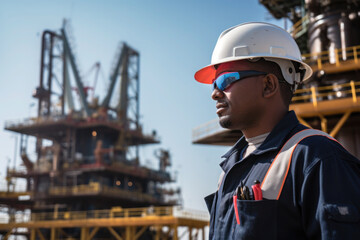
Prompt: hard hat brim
<box><xmin>194</xmin><ymin>57</ymin><xmax>313</xmax><ymax>84</ymax></box>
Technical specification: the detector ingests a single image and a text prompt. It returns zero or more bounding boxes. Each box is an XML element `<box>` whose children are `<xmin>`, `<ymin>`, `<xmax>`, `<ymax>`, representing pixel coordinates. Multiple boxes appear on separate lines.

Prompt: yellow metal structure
<box><xmin>0</xmin><ymin>206</ymin><xmax>209</xmax><ymax>240</ymax></box>
<box><xmin>302</xmin><ymin>45</ymin><xmax>360</xmax><ymax>74</ymax></box>
<box><xmin>290</xmin><ymin>44</ymin><xmax>360</xmax><ymax>137</ymax></box>
<box><xmin>289</xmin><ymin>14</ymin><xmax>309</xmax><ymax>39</ymax></box>
<box><xmin>290</xmin><ymin>80</ymin><xmax>360</xmax><ymax>137</ymax></box>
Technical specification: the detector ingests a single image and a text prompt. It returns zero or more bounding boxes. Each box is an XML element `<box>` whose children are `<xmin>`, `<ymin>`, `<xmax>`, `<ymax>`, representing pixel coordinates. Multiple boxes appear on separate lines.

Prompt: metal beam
<box><xmin>107</xmin><ymin>226</ymin><xmax>123</xmax><ymax>240</ymax></box>
<box><xmin>134</xmin><ymin>226</ymin><xmax>147</xmax><ymax>240</ymax></box>
<box><xmin>296</xmin><ymin>116</ymin><xmax>312</xmax><ymax>129</ymax></box>
<box><xmin>81</xmin><ymin>227</ymin><xmax>89</xmax><ymax>240</ymax></box>
<box><xmin>101</xmin><ymin>43</ymin><xmax>127</xmax><ymax>108</ymax></box>
<box><xmin>87</xmin><ymin>227</ymin><xmax>100</xmax><ymax>240</ymax></box>
<box><xmin>64</xmin><ymin>53</ymin><xmax>75</xmax><ymax>111</ymax></box>
<box><xmin>36</xmin><ymin>228</ymin><xmax>46</xmax><ymax>240</ymax></box>
<box><xmin>319</xmin><ymin>114</ymin><xmax>328</xmax><ymax>133</ymax></box>
<box><xmin>330</xmin><ymin>110</ymin><xmax>352</xmax><ymax>137</ymax></box>
<box><xmin>61</xmin><ymin>28</ymin><xmax>91</xmax><ymax>117</ymax></box>
<box><xmin>51</xmin><ymin>228</ymin><xmax>56</xmax><ymax>240</ymax></box>
<box><xmin>173</xmin><ymin>225</ymin><xmax>178</xmax><ymax>240</ymax></box>
<box><xmin>155</xmin><ymin>226</ymin><xmax>160</xmax><ymax>240</ymax></box>
<box><xmin>3</xmin><ymin>227</ymin><xmax>13</xmax><ymax>240</ymax></box>
<box><xmin>30</xmin><ymin>228</ymin><xmax>35</xmax><ymax>240</ymax></box>
<box><xmin>125</xmin><ymin>226</ymin><xmax>131</xmax><ymax>240</ymax></box>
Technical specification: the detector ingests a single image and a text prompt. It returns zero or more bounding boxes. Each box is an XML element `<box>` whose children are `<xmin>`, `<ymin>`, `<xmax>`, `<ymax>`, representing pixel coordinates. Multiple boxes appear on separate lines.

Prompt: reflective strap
<box><xmin>217</xmin><ymin>171</ymin><xmax>225</xmax><ymax>190</ymax></box>
<box><xmin>261</xmin><ymin>129</ymin><xmax>336</xmax><ymax>200</ymax></box>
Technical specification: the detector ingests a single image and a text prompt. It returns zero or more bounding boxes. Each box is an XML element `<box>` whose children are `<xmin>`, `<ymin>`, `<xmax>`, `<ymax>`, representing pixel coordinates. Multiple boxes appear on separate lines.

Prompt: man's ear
<box><xmin>262</xmin><ymin>74</ymin><xmax>279</xmax><ymax>98</ymax></box>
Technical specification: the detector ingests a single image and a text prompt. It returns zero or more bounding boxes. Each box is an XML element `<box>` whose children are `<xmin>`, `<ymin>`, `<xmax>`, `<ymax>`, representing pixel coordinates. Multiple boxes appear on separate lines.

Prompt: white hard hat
<box><xmin>194</xmin><ymin>22</ymin><xmax>312</xmax><ymax>89</ymax></box>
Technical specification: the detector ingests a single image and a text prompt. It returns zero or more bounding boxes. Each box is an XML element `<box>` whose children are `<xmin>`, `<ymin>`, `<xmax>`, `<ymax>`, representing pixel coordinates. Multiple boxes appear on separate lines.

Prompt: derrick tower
<box><xmin>193</xmin><ymin>0</ymin><xmax>360</xmax><ymax>159</ymax></box>
<box><xmin>0</xmin><ymin>22</ymin><xmax>209</xmax><ymax>240</ymax></box>
<box><xmin>2</xmin><ymin>21</ymin><xmax>179</xmax><ymax>210</ymax></box>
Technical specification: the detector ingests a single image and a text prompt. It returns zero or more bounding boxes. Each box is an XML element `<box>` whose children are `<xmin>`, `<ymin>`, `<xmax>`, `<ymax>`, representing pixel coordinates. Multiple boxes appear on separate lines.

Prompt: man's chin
<box><xmin>219</xmin><ymin>117</ymin><xmax>232</xmax><ymax>129</ymax></box>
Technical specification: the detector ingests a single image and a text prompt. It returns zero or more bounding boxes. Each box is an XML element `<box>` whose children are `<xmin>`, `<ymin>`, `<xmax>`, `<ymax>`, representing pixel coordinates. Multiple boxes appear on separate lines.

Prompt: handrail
<box><xmin>292</xmin><ymin>80</ymin><xmax>360</xmax><ymax>106</ymax></box>
<box><xmin>0</xmin><ymin>206</ymin><xmax>209</xmax><ymax>224</ymax></box>
<box><xmin>49</xmin><ymin>182</ymin><xmax>163</xmax><ymax>203</ymax></box>
<box><xmin>289</xmin><ymin>14</ymin><xmax>360</xmax><ymax>70</ymax></box>
<box><xmin>302</xmin><ymin>45</ymin><xmax>360</xmax><ymax>69</ymax></box>
<box><xmin>290</xmin><ymin>14</ymin><xmax>309</xmax><ymax>38</ymax></box>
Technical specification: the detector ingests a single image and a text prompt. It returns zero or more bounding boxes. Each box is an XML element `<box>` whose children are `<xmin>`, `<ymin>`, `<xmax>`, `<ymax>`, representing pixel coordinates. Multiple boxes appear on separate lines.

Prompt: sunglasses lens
<box><xmin>213</xmin><ymin>72</ymin><xmax>240</xmax><ymax>91</ymax></box>
<box><xmin>212</xmin><ymin>71</ymin><xmax>267</xmax><ymax>91</ymax></box>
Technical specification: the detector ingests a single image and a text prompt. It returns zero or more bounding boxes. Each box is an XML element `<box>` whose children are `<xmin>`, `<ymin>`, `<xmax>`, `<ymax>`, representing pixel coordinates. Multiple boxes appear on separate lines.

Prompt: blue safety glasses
<box><xmin>213</xmin><ymin>71</ymin><xmax>267</xmax><ymax>91</ymax></box>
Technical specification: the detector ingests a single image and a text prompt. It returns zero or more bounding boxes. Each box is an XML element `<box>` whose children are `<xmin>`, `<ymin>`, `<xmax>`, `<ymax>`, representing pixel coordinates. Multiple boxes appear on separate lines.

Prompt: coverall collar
<box><xmin>220</xmin><ymin>111</ymin><xmax>300</xmax><ymax>172</ymax></box>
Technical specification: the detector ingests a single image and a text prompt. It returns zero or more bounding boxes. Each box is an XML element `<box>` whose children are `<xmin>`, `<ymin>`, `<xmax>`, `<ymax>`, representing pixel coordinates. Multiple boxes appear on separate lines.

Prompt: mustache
<box><xmin>216</xmin><ymin>101</ymin><xmax>228</xmax><ymax>109</ymax></box>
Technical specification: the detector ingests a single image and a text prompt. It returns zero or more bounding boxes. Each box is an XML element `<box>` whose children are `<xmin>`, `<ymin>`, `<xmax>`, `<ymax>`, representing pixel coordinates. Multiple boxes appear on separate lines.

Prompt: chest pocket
<box><xmin>233</xmin><ymin>199</ymin><xmax>278</xmax><ymax>239</ymax></box>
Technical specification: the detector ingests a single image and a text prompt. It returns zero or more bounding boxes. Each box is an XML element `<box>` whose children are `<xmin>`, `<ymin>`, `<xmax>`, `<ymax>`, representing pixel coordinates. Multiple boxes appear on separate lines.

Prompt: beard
<box><xmin>219</xmin><ymin>116</ymin><xmax>232</xmax><ymax>129</ymax></box>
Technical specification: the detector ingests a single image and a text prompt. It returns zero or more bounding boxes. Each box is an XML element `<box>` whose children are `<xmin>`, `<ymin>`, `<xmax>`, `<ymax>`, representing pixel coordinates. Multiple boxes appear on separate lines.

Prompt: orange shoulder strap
<box><xmin>261</xmin><ymin>129</ymin><xmax>336</xmax><ymax>200</ymax></box>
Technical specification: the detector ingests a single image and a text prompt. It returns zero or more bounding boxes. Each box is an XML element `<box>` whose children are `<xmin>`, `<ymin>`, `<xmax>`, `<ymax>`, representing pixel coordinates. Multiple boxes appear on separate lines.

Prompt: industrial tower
<box><xmin>193</xmin><ymin>0</ymin><xmax>360</xmax><ymax>159</ymax></box>
<box><xmin>0</xmin><ymin>22</ymin><xmax>208</xmax><ymax>239</ymax></box>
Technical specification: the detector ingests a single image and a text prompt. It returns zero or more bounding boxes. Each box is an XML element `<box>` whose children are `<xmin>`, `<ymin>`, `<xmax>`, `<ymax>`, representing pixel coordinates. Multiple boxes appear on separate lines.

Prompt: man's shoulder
<box><xmin>294</xmin><ymin>133</ymin><xmax>348</xmax><ymax>155</ymax></box>
<box><xmin>290</xmin><ymin>132</ymin><xmax>360</xmax><ymax>172</ymax></box>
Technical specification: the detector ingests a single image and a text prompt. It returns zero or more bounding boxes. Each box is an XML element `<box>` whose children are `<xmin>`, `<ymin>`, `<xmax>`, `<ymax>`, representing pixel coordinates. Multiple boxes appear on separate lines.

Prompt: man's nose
<box><xmin>211</xmin><ymin>88</ymin><xmax>224</xmax><ymax>100</ymax></box>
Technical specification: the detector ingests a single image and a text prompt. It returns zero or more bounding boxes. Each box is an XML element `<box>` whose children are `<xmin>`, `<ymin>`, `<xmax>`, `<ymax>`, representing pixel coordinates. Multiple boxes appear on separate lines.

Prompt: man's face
<box><xmin>212</xmin><ymin>61</ymin><xmax>265</xmax><ymax>131</ymax></box>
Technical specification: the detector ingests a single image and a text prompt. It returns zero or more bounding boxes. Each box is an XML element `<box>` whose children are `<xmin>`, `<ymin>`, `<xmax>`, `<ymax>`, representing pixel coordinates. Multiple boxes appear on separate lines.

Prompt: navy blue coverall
<box><xmin>205</xmin><ymin>111</ymin><xmax>360</xmax><ymax>239</ymax></box>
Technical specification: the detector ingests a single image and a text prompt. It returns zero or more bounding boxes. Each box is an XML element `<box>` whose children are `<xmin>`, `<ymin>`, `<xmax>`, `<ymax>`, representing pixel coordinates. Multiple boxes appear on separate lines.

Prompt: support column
<box><xmin>30</xmin><ymin>228</ymin><xmax>36</xmax><ymax>240</ymax></box>
<box><xmin>188</xmin><ymin>227</ymin><xmax>193</xmax><ymax>240</ymax></box>
<box><xmin>125</xmin><ymin>226</ymin><xmax>131</xmax><ymax>240</ymax></box>
<box><xmin>81</xmin><ymin>227</ymin><xmax>89</xmax><ymax>240</ymax></box>
<box><xmin>155</xmin><ymin>226</ymin><xmax>160</xmax><ymax>240</ymax></box>
<box><xmin>173</xmin><ymin>225</ymin><xmax>178</xmax><ymax>240</ymax></box>
<box><xmin>319</xmin><ymin>114</ymin><xmax>328</xmax><ymax>133</ymax></box>
<box><xmin>51</xmin><ymin>228</ymin><xmax>56</xmax><ymax>240</ymax></box>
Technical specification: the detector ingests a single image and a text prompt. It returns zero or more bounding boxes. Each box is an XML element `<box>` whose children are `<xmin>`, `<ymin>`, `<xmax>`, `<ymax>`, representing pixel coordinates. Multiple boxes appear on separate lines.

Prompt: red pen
<box><xmin>251</xmin><ymin>180</ymin><xmax>263</xmax><ymax>200</ymax></box>
<box><xmin>233</xmin><ymin>187</ymin><xmax>241</xmax><ymax>225</ymax></box>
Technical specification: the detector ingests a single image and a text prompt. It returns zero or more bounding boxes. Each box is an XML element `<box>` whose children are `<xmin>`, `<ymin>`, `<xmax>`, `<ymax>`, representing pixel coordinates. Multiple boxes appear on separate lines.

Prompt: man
<box><xmin>195</xmin><ymin>22</ymin><xmax>360</xmax><ymax>239</ymax></box>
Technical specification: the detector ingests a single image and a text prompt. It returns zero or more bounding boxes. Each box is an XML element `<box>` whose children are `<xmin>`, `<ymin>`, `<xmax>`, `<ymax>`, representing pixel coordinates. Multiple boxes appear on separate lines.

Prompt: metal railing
<box><xmin>289</xmin><ymin>15</ymin><xmax>360</xmax><ymax>70</ymax></box>
<box><xmin>289</xmin><ymin>14</ymin><xmax>309</xmax><ymax>38</ymax></box>
<box><xmin>4</xmin><ymin>114</ymin><xmax>161</xmax><ymax>143</ymax></box>
<box><xmin>292</xmin><ymin>80</ymin><xmax>360</xmax><ymax>106</ymax></box>
<box><xmin>0</xmin><ymin>206</ymin><xmax>209</xmax><ymax>224</ymax></box>
<box><xmin>4</xmin><ymin>115</ymin><xmax>67</xmax><ymax>129</ymax></box>
<box><xmin>302</xmin><ymin>45</ymin><xmax>360</xmax><ymax>70</ymax></box>
<box><xmin>49</xmin><ymin>182</ymin><xmax>160</xmax><ymax>203</ymax></box>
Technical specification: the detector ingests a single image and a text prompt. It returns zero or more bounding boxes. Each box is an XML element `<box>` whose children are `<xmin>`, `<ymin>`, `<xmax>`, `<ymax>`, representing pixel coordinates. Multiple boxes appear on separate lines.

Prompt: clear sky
<box><xmin>0</xmin><ymin>0</ymin><xmax>283</xmax><ymax>212</ymax></box>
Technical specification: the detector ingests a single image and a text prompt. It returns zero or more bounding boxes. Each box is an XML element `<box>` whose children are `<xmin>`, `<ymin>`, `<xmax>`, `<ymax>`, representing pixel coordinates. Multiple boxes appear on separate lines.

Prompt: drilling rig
<box><xmin>0</xmin><ymin>21</ymin><xmax>208</xmax><ymax>240</ymax></box>
<box><xmin>193</xmin><ymin>0</ymin><xmax>360</xmax><ymax>159</ymax></box>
